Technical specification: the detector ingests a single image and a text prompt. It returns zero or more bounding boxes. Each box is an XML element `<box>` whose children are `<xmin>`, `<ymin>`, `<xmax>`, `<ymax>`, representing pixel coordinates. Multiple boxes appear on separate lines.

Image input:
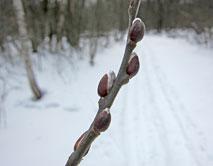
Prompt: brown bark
<box><xmin>56</xmin><ymin>0</ymin><xmax>66</xmax><ymax>44</ymax></box>
<box><xmin>12</xmin><ymin>0</ymin><xmax>42</xmax><ymax>100</ymax></box>
<box><xmin>65</xmin><ymin>0</ymin><xmax>142</xmax><ymax>165</ymax></box>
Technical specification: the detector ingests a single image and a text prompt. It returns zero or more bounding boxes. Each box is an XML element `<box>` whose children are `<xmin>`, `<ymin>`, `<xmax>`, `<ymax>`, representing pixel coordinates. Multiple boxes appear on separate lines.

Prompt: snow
<box><xmin>0</xmin><ymin>34</ymin><xmax>213</xmax><ymax>166</ymax></box>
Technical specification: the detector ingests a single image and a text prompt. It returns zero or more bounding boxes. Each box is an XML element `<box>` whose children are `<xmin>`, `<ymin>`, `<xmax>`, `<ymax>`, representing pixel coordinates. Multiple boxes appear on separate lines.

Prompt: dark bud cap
<box><xmin>97</xmin><ymin>71</ymin><xmax>116</xmax><ymax>97</ymax></box>
<box><xmin>129</xmin><ymin>18</ymin><xmax>145</xmax><ymax>43</ymax></box>
<box><xmin>74</xmin><ymin>131</ymin><xmax>90</xmax><ymax>156</ymax></box>
<box><xmin>94</xmin><ymin>108</ymin><xmax>111</xmax><ymax>133</ymax></box>
<box><xmin>126</xmin><ymin>52</ymin><xmax>140</xmax><ymax>79</ymax></box>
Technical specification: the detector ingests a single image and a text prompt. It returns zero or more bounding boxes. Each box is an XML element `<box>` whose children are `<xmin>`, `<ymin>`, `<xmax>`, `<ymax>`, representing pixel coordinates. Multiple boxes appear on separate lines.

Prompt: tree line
<box><xmin>1</xmin><ymin>0</ymin><xmax>212</xmax><ymax>55</ymax></box>
<box><xmin>0</xmin><ymin>0</ymin><xmax>212</xmax><ymax>99</ymax></box>
<box><xmin>141</xmin><ymin>0</ymin><xmax>213</xmax><ymax>33</ymax></box>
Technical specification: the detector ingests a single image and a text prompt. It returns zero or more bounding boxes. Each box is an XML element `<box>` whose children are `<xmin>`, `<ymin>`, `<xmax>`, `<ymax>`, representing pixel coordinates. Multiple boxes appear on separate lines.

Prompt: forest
<box><xmin>1</xmin><ymin>0</ymin><xmax>212</xmax><ymax>54</ymax></box>
<box><xmin>0</xmin><ymin>0</ymin><xmax>213</xmax><ymax>166</ymax></box>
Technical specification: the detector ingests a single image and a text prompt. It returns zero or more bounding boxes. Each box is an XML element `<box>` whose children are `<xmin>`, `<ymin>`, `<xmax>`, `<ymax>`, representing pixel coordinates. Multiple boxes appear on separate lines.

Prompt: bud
<box><xmin>93</xmin><ymin>108</ymin><xmax>111</xmax><ymax>133</ymax></box>
<box><xmin>126</xmin><ymin>52</ymin><xmax>140</xmax><ymax>79</ymax></box>
<box><xmin>129</xmin><ymin>18</ymin><xmax>145</xmax><ymax>43</ymax></box>
<box><xmin>74</xmin><ymin>131</ymin><xmax>90</xmax><ymax>156</ymax></box>
<box><xmin>97</xmin><ymin>71</ymin><xmax>116</xmax><ymax>97</ymax></box>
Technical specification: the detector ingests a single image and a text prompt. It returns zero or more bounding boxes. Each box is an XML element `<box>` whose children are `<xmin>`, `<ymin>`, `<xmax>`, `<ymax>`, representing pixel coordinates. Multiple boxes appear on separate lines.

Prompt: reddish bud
<box><xmin>97</xmin><ymin>71</ymin><xmax>116</xmax><ymax>97</ymax></box>
<box><xmin>94</xmin><ymin>108</ymin><xmax>111</xmax><ymax>133</ymax></box>
<box><xmin>126</xmin><ymin>52</ymin><xmax>140</xmax><ymax>79</ymax></box>
<box><xmin>129</xmin><ymin>18</ymin><xmax>145</xmax><ymax>43</ymax></box>
<box><xmin>74</xmin><ymin>131</ymin><xmax>90</xmax><ymax>156</ymax></box>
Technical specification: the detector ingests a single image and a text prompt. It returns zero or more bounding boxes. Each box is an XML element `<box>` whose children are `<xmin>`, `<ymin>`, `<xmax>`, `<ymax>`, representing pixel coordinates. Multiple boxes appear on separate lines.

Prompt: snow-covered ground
<box><xmin>0</xmin><ymin>34</ymin><xmax>213</xmax><ymax>166</ymax></box>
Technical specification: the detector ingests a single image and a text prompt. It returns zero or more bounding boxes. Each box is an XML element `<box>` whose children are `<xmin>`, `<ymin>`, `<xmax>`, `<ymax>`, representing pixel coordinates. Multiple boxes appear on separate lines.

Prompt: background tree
<box><xmin>0</xmin><ymin>0</ymin><xmax>213</xmax><ymax>101</ymax></box>
<box><xmin>12</xmin><ymin>0</ymin><xmax>42</xmax><ymax>99</ymax></box>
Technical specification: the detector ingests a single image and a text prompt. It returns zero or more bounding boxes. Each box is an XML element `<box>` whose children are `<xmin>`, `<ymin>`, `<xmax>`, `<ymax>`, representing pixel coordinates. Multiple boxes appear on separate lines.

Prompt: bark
<box><xmin>42</xmin><ymin>0</ymin><xmax>50</xmax><ymax>36</ymax></box>
<box><xmin>65</xmin><ymin>0</ymin><xmax>142</xmax><ymax>165</ymax></box>
<box><xmin>56</xmin><ymin>0</ymin><xmax>66</xmax><ymax>44</ymax></box>
<box><xmin>12</xmin><ymin>0</ymin><xmax>42</xmax><ymax>100</ymax></box>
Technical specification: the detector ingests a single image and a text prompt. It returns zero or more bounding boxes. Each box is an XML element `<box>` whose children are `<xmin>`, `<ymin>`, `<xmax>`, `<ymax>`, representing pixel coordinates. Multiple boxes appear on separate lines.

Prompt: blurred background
<box><xmin>0</xmin><ymin>0</ymin><xmax>213</xmax><ymax>166</ymax></box>
<box><xmin>1</xmin><ymin>0</ymin><xmax>212</xmax><ymax>98</ymax></box>
<box><xmin>0</xmin><ymin>0</ymin><xmax>213</xmax><ymax>59</ymax></box>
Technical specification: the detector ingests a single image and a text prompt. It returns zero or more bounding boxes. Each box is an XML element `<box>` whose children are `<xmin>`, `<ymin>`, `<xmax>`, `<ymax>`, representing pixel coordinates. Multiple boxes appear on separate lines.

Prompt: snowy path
<box><xmin>1</xmin><ymin>35</ymin><xmax>213</xmax><ymax>166</ymax></box>
<box><xmin>89</xmin><ymin>35</ymin><xmax>213</xmax><ymax>166</ymax></box>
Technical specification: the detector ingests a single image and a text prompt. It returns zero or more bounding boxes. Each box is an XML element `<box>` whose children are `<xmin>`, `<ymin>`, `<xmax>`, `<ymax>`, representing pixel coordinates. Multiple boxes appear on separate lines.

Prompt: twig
<box><xmin>65</xmin><ymin>1</ymin><xmax>143</xmax><ymax>165</ymax></box>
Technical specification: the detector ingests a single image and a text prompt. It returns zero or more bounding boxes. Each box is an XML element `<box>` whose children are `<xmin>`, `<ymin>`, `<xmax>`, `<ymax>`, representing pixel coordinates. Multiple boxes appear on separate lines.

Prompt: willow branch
<box><xmin>65</xmin><ymin>1</ymin><xmax>142</xmax><ymax>166</ymax></box>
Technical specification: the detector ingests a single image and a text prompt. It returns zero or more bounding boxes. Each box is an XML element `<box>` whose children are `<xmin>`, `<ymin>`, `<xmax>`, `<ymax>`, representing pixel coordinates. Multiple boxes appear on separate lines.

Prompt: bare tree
<box><xmin>12</xmin><ymin>0</ymin><xmax>42</xmax><ymax>100</ymax></box>
<box><xmin>89</xmin><ymin>37</ymin><xmax>98</xmax><ymax>66</ymax></box>
<box><xmin>65</xmin><ymin>0</ymin><xmax>145</xmax><ymax>165</ymax></box>
<box><xmin>56</xmin><ymin>0</ymin><xmax>66</xmax><ymax>48</ymax></box>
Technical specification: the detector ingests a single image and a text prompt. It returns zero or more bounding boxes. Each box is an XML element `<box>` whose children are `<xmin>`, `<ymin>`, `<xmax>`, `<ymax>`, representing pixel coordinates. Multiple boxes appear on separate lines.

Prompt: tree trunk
<box><xmin>156</xmin><ymin>0</ymin><xmax>164</xmax><ymax>32</ymax></box>
<box><xmin>12</xmin><ymin>0</ymin><xmax>42</xmax><ymax>100</ymax></box>
<box><xmin>89</xmin><ymin>37</ymin><xmax>98</xmax><ymax>66</ymax></box>
<box><xmin>56</xmin><ymin>0</ymin><xmax>66</xmax><ymax>43</ymax></box>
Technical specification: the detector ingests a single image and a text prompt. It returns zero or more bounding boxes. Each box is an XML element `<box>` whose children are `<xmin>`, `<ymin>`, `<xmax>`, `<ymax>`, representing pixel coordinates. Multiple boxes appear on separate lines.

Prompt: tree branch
<box><xmin>65</xmin><ymin>1</ymin><xmax>143</xmax><ymax>166</ymax></box>
<box><xmin>128</xmin><ymin>0</ymin><xmax>142</xmax><ymax>29</ymax></box>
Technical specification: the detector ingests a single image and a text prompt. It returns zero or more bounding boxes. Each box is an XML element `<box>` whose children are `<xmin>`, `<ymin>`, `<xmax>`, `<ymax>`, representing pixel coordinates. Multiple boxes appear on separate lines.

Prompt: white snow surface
<box><xmin>0</xmin><ymin>34</ymin><xmax>213</xmax><ymax>166</ymax></box>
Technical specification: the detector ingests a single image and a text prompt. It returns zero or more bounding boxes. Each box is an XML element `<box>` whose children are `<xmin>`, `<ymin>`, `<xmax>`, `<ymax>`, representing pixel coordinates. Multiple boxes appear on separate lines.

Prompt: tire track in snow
<box><xmin>99</xmin><ymin>77</ymin><xmax>143</xmax><ymax>166</ymax></box>
<box><xmin>115</xmin><ymin>52</ymin><xmax>174</xmax><ymax>166</ymax></box>
<box><xmin>112</xmin><ymin>66</ymin><xmax>152</xmax><ymax>166</ymax></box>
<box><xmin>132</xmin><ymin>74</ymin><xmax>147</xmax><ymax>166</ymax></box>
<box><xmin>119</xmin><ymin>71</ymin><xmax>155</xmax><ymax>166</ymax></box>
<box><xmin>133</xmin><ymin>66</ymin><xmax>168</xmax><ymax>166</ymax></box>
<box><xmin>144</xmin><ymin>42</ymin><xmax>210</xmax><ymax>166</ymax></box>
<box><xmin>120</xmin><ymin>86</ymin><xmax>132</xmax><ymax>166</ymax></box>
<box><xmin>141</xmin><ymin>52</ymin><xmax>173</xmax><ymax>166</ymax></box>
<box><xmin>142</xmin><ymin>50</ymin><xmax>195</xmax><ymax>165</ymax></box>
<box><xmin>118</xmin><ymin>84</ymin><xmax>140</xmax><ymax>166</ymax></box>
<box><xmin>97</xmin><ymin>38</ymin><xmax>209</xmax><ymax>166</ymax></box>
<box><xmin>126</xmin><ymin>74</ymin><xmax>154</xmax><ymax>166</ymax></box>
<box><xmin>119</xmin><ymin>67</ymin><xmax>164</xmax><ymax>166</ymax></box>
<box><xmin>148</xmin><ymin>51</ymin><xmax>209</xmax><ymax>157</ymax></box>
<box><xmin>145</xmin><ymin>49</ymin><xmax>199</xmax><ymax>165</ymax></box>
<box><xmin>110</xmin><ymin>49</ymin><xmax>175</xmax><ymax>166</ymax></box>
